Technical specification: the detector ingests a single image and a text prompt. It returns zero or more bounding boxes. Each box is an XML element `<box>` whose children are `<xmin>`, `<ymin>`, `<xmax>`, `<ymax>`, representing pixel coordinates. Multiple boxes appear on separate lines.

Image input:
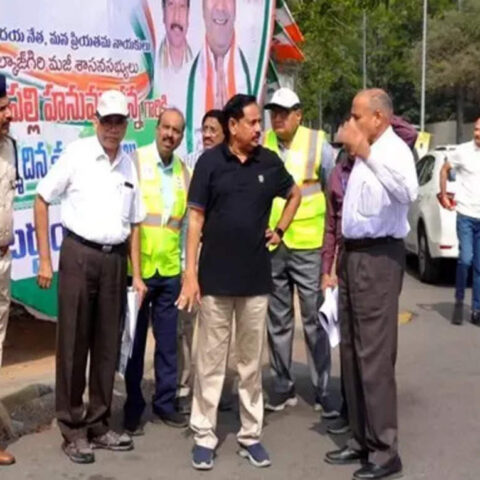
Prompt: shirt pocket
<box><xmin>358</xmin><ymin>181</ymin><xmax>386</xmax><ymax>217</ymax></box>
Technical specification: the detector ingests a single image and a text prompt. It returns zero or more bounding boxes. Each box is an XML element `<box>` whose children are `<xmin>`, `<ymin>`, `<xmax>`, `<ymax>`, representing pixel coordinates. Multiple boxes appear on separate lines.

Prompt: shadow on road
<box><xmin>406</xmin><ymin>254</ymin><xmax>456</xmax><ymax>287</ymax></box>
<box><xmin>417</xmin><ymin>301</ymin><xmax>457</xmax><ymax>323</ymax></box>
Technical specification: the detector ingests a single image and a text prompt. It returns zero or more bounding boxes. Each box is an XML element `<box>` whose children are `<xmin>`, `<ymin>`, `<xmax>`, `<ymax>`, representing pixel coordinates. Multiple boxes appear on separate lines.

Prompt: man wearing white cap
<box><xmin>34</xmin><ymin>90</ymin><xmax>146</xmax><ymax>464</ymax></box>
<box><xmin>263</xmin><ymin>88</ymin><xmax>337</xmax><ymax>416</ymax></box>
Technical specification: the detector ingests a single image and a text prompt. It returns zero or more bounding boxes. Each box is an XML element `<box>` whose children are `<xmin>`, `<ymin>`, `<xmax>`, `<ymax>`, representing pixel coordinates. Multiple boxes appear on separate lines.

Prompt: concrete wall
<box><xmin>426</xmin><ymin>121</ymin><xmax>474</xmax><ymax>147</ymax></box>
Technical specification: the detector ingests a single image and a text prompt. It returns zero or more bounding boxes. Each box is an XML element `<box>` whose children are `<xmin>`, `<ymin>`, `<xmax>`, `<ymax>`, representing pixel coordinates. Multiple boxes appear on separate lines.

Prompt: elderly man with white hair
<box><xmin>35</xmin><ymin>90</ymin><xmax>145</xmax><ymax>464</ymax></box>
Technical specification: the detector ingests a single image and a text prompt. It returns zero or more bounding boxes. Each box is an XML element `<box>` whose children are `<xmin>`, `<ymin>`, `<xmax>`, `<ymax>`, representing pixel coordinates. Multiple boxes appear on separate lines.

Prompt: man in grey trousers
<box><xmin>262</xmin><ymin>88</ymin><xmax>337</xmax><ymax>416</ymax></box>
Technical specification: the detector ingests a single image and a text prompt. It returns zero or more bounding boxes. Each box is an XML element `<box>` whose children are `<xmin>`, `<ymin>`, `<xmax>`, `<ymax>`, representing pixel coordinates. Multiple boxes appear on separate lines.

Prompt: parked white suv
<box><xmin>405</xmin><ymin>146</ymin><xmax>458</xmax><ymax>283</ymax></box>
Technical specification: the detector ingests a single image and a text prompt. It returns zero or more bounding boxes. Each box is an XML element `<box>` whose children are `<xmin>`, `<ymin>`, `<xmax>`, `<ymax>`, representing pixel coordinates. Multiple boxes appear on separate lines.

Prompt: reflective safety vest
<box><xmin>264</xmin><ymin>125</ymin><xmax>327</xmax><ymax>250</ymax></box>
<box><xmin>134</xmin><ymin>144</ymin><xmax>190</xmax><ymax>278</ymax></box>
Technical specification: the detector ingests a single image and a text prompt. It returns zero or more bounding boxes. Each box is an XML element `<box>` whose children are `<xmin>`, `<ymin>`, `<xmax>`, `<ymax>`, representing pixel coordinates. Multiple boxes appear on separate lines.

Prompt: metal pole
<box><xmin>420</xmin><ymin>0</ymin><xmax>427</xmax><ymax>132</ymax></box>
<box><xmin>362</xmin><ymin>11</ymin><xmax>367</xmax><ymax>89</ymax></box>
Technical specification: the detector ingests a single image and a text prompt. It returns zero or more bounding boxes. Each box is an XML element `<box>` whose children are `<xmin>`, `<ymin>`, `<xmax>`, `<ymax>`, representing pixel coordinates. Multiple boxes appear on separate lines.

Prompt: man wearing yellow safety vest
<box><xmin>263</xmin><ymin>88</ymin><xmax>338</xmax><ymax>417</ymax></box>
<box><xmin>123</xmin><ymin>108</ymin><xmax>191</xmax><ymax>434</ymax></box>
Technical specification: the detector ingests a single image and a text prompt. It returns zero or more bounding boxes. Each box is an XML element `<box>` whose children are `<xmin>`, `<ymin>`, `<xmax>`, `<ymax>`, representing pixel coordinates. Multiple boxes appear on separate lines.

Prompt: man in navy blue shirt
<box><xmin>177</xmin><ymin>94</ymin><xmax>300</xmax><ymax>470</ymax></box>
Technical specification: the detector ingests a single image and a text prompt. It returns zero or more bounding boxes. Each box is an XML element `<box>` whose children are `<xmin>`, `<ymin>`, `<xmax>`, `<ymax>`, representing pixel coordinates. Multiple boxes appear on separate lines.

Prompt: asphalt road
<box><xmin>2</xmin><ymin>258</ymin><xmax>480</xmax><ymax>480</ymax></box>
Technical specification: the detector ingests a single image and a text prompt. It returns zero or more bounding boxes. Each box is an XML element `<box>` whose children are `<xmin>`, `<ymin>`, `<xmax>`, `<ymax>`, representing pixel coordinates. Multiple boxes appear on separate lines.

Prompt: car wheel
<box><xmin>418</xmin><ymin>225</ymin><xmax>440</xmax><ymax>283</ymax></box>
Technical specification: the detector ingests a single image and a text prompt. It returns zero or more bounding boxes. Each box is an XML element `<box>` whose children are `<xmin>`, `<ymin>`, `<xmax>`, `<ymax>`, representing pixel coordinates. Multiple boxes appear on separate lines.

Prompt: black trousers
<box><xmin>339</xmin><ymin>239</ymin><xmax>405</xmax><ymax>466</ymax></box>
<box><xmin>55</xmin><ymin>235</ymin><xmax>127</xmax><ymax>442</ymax></box>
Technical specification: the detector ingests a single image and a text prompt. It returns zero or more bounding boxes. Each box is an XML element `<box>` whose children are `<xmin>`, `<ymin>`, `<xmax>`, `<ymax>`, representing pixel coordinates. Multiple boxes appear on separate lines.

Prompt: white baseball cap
<box><xmin>96</xmin><ymin>90</ymin><xmax>129</xmax><ymax>118</ymax></box>
<box><xmin>264</xmin><ymin>87</ymin><xmax>301</xmax><ymax>110</ymax></box>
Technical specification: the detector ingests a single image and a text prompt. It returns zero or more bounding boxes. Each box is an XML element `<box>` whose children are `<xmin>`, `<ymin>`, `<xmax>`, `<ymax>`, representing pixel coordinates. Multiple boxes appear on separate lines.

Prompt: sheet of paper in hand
<box><xmin>117</xmin><ymin>287</ymin><xmax>141</xmax><ymax>378</ymax></box>
<box><xmin>318</xmin><ymin>287</ymin><xmax>340</xmax><ymax>349</ymax></box>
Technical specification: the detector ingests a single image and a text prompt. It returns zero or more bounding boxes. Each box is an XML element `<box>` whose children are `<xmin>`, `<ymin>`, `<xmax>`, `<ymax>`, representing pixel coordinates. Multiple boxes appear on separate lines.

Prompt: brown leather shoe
<box><xmin>0</xmin><ymin>449</ymin><xmax>15</xmax><ymax>466</ymax></box>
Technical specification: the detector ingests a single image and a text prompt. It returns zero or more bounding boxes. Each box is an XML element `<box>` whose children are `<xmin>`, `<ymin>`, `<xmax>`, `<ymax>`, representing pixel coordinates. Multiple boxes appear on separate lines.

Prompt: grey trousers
<box><xmin>339</xmin><ymin>240</ymin><xmax>404</xmax><ymax>466</ymax></box>
<box><xmin>267</xmin><ymin>243</ymin><xmax>330</xmax><ymax>400</ymax></box>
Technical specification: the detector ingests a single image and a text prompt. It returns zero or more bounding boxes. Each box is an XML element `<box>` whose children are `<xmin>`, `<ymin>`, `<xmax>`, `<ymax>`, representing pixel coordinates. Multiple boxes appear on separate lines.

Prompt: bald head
<box><xmin>157</xmin><ymin>107</ymin><xmax>185</xmax><ymax>131</ymax></box>
<box><xmin>359</xmin><ymin>88</ymin><xmax>394</xmax><ymax>119</ymax></box>
<box><xmin>351</xmin><ymin>88</ymin><xmax>393</xmax><ymax>144</ymax></box>
<box><xmin>156</xmin><ymin>107</ymin><xmax>185</xmax><ymax>160</ymax></box>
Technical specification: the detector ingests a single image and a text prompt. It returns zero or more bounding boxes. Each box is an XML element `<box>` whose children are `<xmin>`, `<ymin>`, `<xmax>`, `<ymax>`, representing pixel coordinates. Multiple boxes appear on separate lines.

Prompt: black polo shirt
<box><xmin>188</xmin><ymin>143</ymin><xmax>294</xmax><ymax>296</ymax></box>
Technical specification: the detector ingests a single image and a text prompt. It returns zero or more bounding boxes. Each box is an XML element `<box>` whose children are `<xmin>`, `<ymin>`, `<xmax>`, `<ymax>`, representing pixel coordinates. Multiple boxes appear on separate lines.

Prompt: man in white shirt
<box><xmin>439</xmin><ymin>118</ymin><xmax>480</xmax><ymax>326</ymax></box>
<box><xmin>34</xmin><ymin>90</ymin><xmax>146</xmax><ymax>464</ymax></box>
<box><xmin>324</xmin><ymin>89</ymin><xmax>418</xmax><ymax>480</ymax></box>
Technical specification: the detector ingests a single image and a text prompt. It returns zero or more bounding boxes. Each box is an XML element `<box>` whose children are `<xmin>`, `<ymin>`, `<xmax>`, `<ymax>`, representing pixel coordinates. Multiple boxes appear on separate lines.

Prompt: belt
<box><xmin>65</xmin><ymin>229</ymin><xmax>126</xmax><ymax>254</ymax></box>
<box><xmin>343</xmin><ymin>236</ymin><xmax>402</xmax><ymax>251</ymax></box>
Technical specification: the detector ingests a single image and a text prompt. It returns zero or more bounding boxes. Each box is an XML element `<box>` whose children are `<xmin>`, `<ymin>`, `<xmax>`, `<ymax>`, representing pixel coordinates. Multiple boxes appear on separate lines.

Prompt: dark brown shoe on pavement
<box><xmin>324</xmin><ymin>446</ymin><xmax>367</xmax><ymax>465</ymax></box>
<box><xmin>91</xmin><ymin>431</ymin><xmax>134</xmax><ymax>451</ymax></box>
<box><xmin>0</xmin><ymin>449</ymin><xmax>15</xmax><ymax>466</ymax></box>
<box><xmin>62</xmin><ymin>438</ymin><xmax>94</xmax><ymax>464</ymax></box>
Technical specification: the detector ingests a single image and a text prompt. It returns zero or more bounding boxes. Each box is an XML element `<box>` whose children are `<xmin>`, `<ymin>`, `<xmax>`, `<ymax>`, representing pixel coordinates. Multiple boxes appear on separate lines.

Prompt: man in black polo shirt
<box><xmin>177</xmin><ymin>94</ymin><xmax>300</xmax><ymax>470</ymax></box>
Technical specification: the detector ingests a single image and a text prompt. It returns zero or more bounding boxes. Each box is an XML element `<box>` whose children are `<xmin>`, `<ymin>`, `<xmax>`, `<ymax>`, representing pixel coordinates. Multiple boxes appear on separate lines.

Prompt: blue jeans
<box><xmin>455</xmin><ymin>213</ymin><xmax>480</xmax><ymax>310</ymax></box>
<box><xmin>124</xmin><ymin>273</ymin><xmax>181</xmax><ymax>428</ymax></box>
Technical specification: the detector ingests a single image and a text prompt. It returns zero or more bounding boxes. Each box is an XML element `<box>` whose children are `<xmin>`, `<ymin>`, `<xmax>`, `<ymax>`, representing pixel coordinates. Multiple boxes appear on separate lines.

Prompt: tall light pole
<box><xmin>420</xmin><ymin>0</ymin><xmax>427</xmax><ymax>132</ymax></box>
<box><xmin>362</xmin><ymin>11</ymin><xmax>367</xmax><ymax>89</ymax></box>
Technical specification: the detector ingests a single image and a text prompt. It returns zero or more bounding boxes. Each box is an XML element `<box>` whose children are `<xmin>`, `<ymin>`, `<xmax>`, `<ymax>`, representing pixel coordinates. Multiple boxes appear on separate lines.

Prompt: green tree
<box><xmin>419</xmin><ymin>0</ymin><xmax>480</xmax><ymax>137</ymax></box>
<box><xmin>289</xmin><ymin>0</ymin><xmax>454</xmax><ymax>132</ymax></box>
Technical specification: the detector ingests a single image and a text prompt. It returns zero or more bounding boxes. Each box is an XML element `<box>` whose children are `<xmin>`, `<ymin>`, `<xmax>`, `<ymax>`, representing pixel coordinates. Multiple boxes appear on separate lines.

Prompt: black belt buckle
<box><xmin>102</xmin><ymin>244</ymin><xmax>113</xmax><ymax>253</ymax></box>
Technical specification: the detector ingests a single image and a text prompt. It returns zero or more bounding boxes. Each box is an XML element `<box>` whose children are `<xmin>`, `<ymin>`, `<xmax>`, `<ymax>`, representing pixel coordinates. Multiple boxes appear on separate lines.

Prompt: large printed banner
<box><xmin>1</xmin><ymin>0</ymin><xmax>275</xmax><ymax>317</ymax></box>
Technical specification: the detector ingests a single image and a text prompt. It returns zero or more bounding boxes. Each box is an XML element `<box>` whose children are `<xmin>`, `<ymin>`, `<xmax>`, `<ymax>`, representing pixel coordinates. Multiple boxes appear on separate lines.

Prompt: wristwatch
<box><xmin>274</xmin><ymin>227</ymin><xmax>284</xmax><ymax>239</ymax></box>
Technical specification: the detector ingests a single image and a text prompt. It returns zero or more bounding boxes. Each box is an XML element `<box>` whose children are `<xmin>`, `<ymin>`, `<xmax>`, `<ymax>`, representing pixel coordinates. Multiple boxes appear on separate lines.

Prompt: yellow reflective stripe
<box><xmin>300</xmin><ymin>183</ymin><xmax>322</xmax><ymax>197</ymax></box>
<box><xmin>305</xmin><ymin>130</ymin><xmax>319</xmax><ymax>179</ymax></box>
<box><xmin>143</xmin><ymin>214</ymin><xmax>183</xmax><ymax>231</ymax></box>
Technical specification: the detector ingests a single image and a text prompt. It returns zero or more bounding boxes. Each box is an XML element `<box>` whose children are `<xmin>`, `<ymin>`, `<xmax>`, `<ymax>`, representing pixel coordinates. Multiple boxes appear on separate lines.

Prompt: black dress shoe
<box><xmin>325</xmin><ymin>446</ymin><xmax>367</xmax><ymax>465</ymax></box>
<box><xmin>471</xmin><ymin>310</ymin><xmax>480</xmax><ymax>326</ymax></box>
<box><xmin>353</xmin><ymin>456</ymin><xmax>402</xmax><ymax>479</ymax></box>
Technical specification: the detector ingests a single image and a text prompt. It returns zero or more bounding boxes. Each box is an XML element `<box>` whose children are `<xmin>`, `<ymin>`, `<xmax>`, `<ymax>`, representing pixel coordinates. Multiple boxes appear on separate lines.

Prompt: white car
<box><xmin>405</xmin><ymin>146</ymin><xmax>458</xmax><ymax>283</ymax></box>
